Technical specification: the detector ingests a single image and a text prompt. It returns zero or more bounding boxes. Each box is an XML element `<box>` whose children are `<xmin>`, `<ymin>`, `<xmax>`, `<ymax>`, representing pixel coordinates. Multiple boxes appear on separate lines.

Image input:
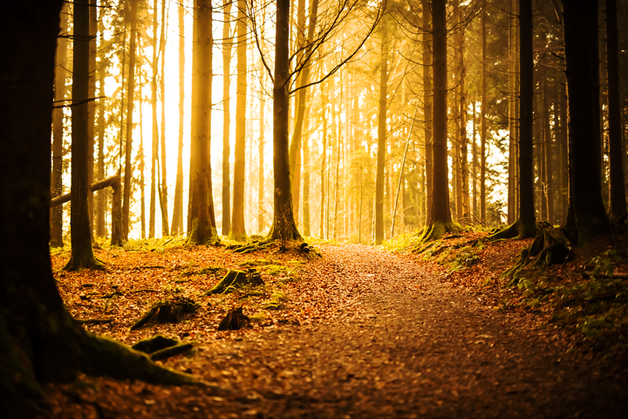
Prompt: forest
<box><xmin>1</xmin><ymin>0</ymin><xmax>628</xmax><ymax>417</ymax></box>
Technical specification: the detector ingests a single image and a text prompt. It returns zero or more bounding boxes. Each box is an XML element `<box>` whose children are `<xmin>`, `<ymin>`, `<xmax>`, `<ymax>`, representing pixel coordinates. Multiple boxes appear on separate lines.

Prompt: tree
<box><xmin>375</xmin><ymin>14</ymin><xmax>389</xmax><ymax>245</ymax></box>
<box><xmin>420</xmin><ymin>0</ymin><xmax>452</xmax><ymax>242</ymax></box>
<box><xmin>562</xmin><ymin>0</ymin><xmax>610</xmax><ymax>244</ymax></box>
<box><xmin>51</xmin><ymin>4</ymin><xmax>68</xmax><ymax>247</ymax></box>
<box><xmin>421</xmin><ymin>0</ymin><xmax>433</xmax><ymax>223</ymax></box>
<box><xmin>159</xmin><ymin>0</ymin><xmax>169</xmax><ymax>237</ymax></box>
<box><xmin>122</xmin><ymin>0</ymin><xmax>138</xmax><ymax>241</ymax></box>
<box><xmin>230</xmin><ymin>0</ymin><xmax>248</xmax><ymax>241</ymax></box>
<box><xmin>1</xmin><ymin>5</ymin><xmax>195</xmax><ymax>413</ymax></box>
<box><xmin>65</xmin><ymin>0</ymin><xmax>103</xmax><ymax>271</ymax></box>
<box><xmin>480</xmin><ymin>3</ymin><xmax>487</xmax><ymax>223</ymax></box>
<box><xmin>605</xmin><ymin>0</ymin><xmax>627</xmax><ymax>221</ymax></box>
<box><xmin>222</xmin><ymin>0</ymin><xmax>233</xmax><ymax>236</ymax></box>
<box><xmin>171</xmin><ymin>0</ymin><xmax>186</xmax><ymax>236</ymax></box>
<box><xmin>187</xmin><ymin>0</ymin><xmax>219</xmax><ymax>245</ymax></box>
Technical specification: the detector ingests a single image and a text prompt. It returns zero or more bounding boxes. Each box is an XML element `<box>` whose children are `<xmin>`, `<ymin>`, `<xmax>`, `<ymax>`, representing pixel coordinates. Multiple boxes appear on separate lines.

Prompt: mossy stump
<box><xmin>218</xmin><ymin>307</ymin><xmax>250</xmax><ymax>331</ymax></box>
<box><xmin>131</xmin><ymin>297</ymin><xmax>200</xmax><ymax>330</ymax></box>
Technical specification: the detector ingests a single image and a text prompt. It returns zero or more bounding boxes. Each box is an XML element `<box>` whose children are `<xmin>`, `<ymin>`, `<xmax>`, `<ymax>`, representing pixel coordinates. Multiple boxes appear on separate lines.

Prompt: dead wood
<box><xmin>207</xmin><ymin>269</ymin><xmax>264</xmax><ymax>294</ymax></box>
<box><xmin>217</xmin><ymin>307</ymin><xmax>250</xmax><ymax>331</ymax></box>
<box><xmin>131</xmin><ymin>297</ymin><xmax>200</xmax><ymax>330</ymax></box>
<box><xmin>132</xmin><ymin>335</ymin><xmax>179</xmax><ymax>354</ymax></box>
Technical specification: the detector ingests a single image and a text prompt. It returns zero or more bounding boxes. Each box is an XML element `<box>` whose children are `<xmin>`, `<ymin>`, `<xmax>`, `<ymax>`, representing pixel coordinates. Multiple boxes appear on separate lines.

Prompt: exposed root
<box><xmin>207</xmin><ymin>269</ymin><xmax>264</xmax><ymax>295</ymax></box>
<box><xmin>131</xmin><ymin>297</ymin><xmax>200</xmax><ymax>330</ymax></box>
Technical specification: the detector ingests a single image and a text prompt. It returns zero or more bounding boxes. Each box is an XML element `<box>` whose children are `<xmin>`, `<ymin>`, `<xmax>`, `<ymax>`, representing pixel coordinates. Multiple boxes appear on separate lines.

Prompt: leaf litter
<box><xmin>45</xmin><ymin>236</ymin><xmax>628</xmax><ymax>418</ymax></box>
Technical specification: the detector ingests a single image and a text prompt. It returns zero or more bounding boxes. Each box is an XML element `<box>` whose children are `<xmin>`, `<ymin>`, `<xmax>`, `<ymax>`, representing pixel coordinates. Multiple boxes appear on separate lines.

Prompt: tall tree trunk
<box><xmin>421</xmin><ymin>0</ymin><xmax>433</xmax><ymax>224</ymax></box>
<box><xmin>472</xmin><ymin>100</ymin><xmax>478</xmax><ymax>218</ymax></box>
<box><xmin>87</xmin><ymin>0</ymin><xmax>97</xmax><ymax>235</ymax></box>
<box><xmin>65</xmin><ymin>0</ymin><xmax>103</xmax><ymax>270</ymax></box>
<box><xmin>458</xmin><ymin>1</ymin><xmax>469</xmax><ymax>218</ymax></box>
<box><xmin>171</xmin><ymin>0</ymin><xmax>186</xmax><ymax>235</ymax></box>
<box><xmin>122</xmin><ymin>0</ymin><xmax>138</xmax><ymax>241</ymax></box>
<box><xmin>542</xmin><ymin>67</ymin><xmax>554</xmax><ymax>223</ymax></box>
<box><xmin>507</xmin><ymin>0</ymin><xmax>517</xmax><ymax>224</ymax></box>
<box><xmin>50</xmin><ymin>3</ymin><xmax>68</xmax><ymax>247</ymax></box>
<box><xmin>230</xmin><ymin>0</ymin><xmax>248</xmax><ymax>240</ymax></box>
<box><xmin>517</xmin><ymin>0</ymin><xmax>536</xmax><ymax>237</ymax></box>
<box><xmin>187</xmin><ymin>0</ymin><xmax>219</xmax><ymax>245</ymax></box>
<box><xmin>139</xmin><ymin>85</ymin><xmax>146</xmax><ymax>239</ymax></box>
<box><xmin>159</xmin><ymin>0</ymin><xmax>169</xmax><ymax>237</ymax></box>
<box><xmin>375</xmin><ymin>17</ymin><xmax>388</xmax><ymax>245</ymax></box>
<box><xmin>268</xmin><ymin>0</ymin><xmax>302</xmax><ymax>242</ymax></box>
<box><xmin>480</xmin><ymin>4</ymin><xmax>487</xmax><ymax>223</ymax></box>
<box><xmin>319</xmin><ymin>82</ymin><xmax>328</xmax><ymax>239</ymax></box>
<box><xmin>96</xmin><ymin>8</ymin><xmax>106</xmax><ymax>238</ymax></box>
<box><xmin>222</xmin><ymin>0</ymin><xmax>232</xmax><ymax>235</ymax></box>
<box><xmin>149</xmin><ymin>0</ymin><xmax>158</xmax><ymax>238</ymax></box>
<box><xmin>111</xmin><ymin>9</ymin><xmax>126</xmax><ymax>247</ymax></box>
<box><xmin>606</xmin><ymin>0</ymin><xmax>627</xmax><ymax>220</ymax></box>
<box><xmin>258</xmin><ymin>69</ymin><xmax>265</xmax><ymax>233</ymax></box>
<box><xmin>562</xmin><ymin>0</ymin><xmax>610</xmax><ymax>244</ymax></box>
<box><xmin>425</xmin><ymin>0</ymin><xmax>452</xmax><ymax>239</ymax></box>
<box><xmin>1</xmin><ymin>4</ymin><xmax>195</xmax><ymax>413</ymax></box>
<box><xmin>289</xmin><ymin>0</ymin><xmax>319</xmax><ymax>216</ymax></box>
<box><xmin>302</xmin><ymin>109</ymin><xmax>311</xmax><ymax>236</ymax></box>
<box><xmin>560</xmin><ymin>80</ymin><xmax>569</xmax><ymax>223</ymax></box>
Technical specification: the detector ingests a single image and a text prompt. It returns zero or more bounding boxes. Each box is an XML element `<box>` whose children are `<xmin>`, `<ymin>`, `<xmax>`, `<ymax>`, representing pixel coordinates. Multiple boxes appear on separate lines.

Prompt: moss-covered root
<box><xmin>504</xmin><ymin>248</ymin><xmax>531</xmax><ymax>287</ymax></box>
<box><xmin>417</xmin><ymin>221</ymin><xmax>454</xmax><ymax>244</ymax></box>
<box><xmin>488</xmin><ymin>219</ymin><xmax>536</xmax><ymax>241</ymax></box>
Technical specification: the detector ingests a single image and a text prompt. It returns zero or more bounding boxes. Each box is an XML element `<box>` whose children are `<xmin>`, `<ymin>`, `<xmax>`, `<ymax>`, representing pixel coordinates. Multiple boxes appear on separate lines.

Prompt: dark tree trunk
<box><xmin>87</xmin><ymin>0</ymin><xmax>97</xmax><ymax>235</ymax></box>
<box><xmin>50</xmin><ymin>4</ymin><xmax>68</xmax><ymax>247</ymax></box>
<box><xmin>171</xmin><ymin>0</ymin><xmax>186</xmax><ymax>236</ymax></box>
<box><xmin>421</xmin><ymin>0</ymin><xmax>433</xmax><ymax>223</ymax></box>
<box><xmin>230</xmin><ymin>0</ymin><xmax>248</xmax><ymax>241</ymax></box>
<box><xmin>268</xmin><ymin>0</ymin><xmax>302</xmax><ymax>242</ymax></box>
<box><xmin>258</xmin><ymin>68</ymin><xmax>266</xmax><ymax>233</ymax></box>
<box><xmin>606</xmin><ymin>0</ymin><xmax>627</xmax><ymax>220</ymax></box>
<box><xmin>562</xmin><ymin>0</ymin><xmax>610</xmax><ymax>244</ymax></box>
<box><xmin>65</xmin><ymin>0</ymin><xmax>102</xmax><ymax>271</ymax></box>
<box><xmin>96</xmin><ymin>8</ymin><xmax>106</xmax><ymax>238</ymax></box>
<box><xmin>375</xmin><ymin>17</ymin><xmax>388</xmax><ymax>245</ymax></box>
<box><xmin>507</xmin><ymin>0</ymin><xmax>517</xmax><ymax>224</ymax></box>
<box><xmin>480</xmin><ymin>5</ymin><xmax>487</xmax><ymax>223</ymax></box>
<box><xmin>159</xmin><ymin>0</ymin><xmax>169</xmax><ymax>237</ymax></box>
<box><xmin>222</xmin><ymin>0</ymin><xmax>232</xmax><ymax>236</ymax></box>
<box><xmin>122</xmin><ymin>0</ymin><xmax>138</xmax><ymax>241</ymax></box>
<box><xmin>1</xmin><ymin>6</ymin><xmax>196</xmax><ymax>413</ymax></box>
<box><xmin>187</xmin><ymin>0</ymin><xmax>219</xmax><ymax>245</ymax></box>
<box><xmin>424</xmin><ymin>0</ymin><xmax>452</xmax><ymax>240</ymax></box>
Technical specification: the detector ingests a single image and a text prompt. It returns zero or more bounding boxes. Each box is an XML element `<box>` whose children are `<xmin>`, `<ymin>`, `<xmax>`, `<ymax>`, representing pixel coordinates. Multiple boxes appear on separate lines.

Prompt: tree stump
<box><xmin>218</xmin><ymin>307</ymin><xmax>250</xmax><ymax>331</ymax></box>
<box><xmin>207</xmin><ymin>269</ymin><xmax>264</xmax><ymax>294</ymax></box>
<box><xmin>131</xmin><ymin>297</ymin><xmax>199</xmax><ymax>330</ymax></box>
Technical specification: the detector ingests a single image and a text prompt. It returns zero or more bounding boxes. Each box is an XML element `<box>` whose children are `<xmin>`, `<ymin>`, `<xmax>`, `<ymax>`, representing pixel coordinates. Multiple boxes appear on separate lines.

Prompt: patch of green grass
<box><xmin>240</xmin><ymin>259</ymin><xmax>274</xmax><ymax>268</ymax></box>
<box><xmin>263</xmin><ymin>291</ymin><xmax>288</xmax><ymax>310</ymax></box>
<box><xmin>382</xmin><ymin>233</ymin><xmax>423</xmax><ymax>253</ymax></box>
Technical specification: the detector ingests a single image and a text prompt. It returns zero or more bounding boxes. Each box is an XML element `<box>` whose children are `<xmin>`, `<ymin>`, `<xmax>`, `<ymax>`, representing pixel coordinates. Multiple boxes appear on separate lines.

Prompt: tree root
<box><xmin>207</xmin><ymin>269</ymin><xmax>264</xmax><ymax>294</ymax></box>
<box><xmin>131</xmin><ymin>297</ymin><xmax>200</xmax><ymax>330</ymax></box>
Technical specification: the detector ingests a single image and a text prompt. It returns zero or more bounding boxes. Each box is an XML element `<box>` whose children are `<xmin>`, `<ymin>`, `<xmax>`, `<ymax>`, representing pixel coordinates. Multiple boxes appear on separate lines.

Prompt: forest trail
<box><xmin>49</xmin><ymin>243</ymin><xmax>628</xmax><ymax>418</ymax></box>
<box><xmin>192</xmin><ymin>244</ymin><xmax>628</xmax><ymax>418</ymax></box>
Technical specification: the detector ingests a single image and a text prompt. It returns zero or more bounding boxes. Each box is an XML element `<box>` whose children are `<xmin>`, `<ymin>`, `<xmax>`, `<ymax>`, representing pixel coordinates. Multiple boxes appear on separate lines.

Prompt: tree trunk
<box><xmin>96</xmin><ymin>8</ymin><xmax>106</xmax><ymax>238</ymax></box>
<box><xmin>562</xmin><ymin>0</ymin><xmax>610</xmax><ymax>244</ymax></box>
<box><xmin>50</xmin><ymin>4</ymin><xmax>68</xmax><ymax>247</ymax></box>
<box><xmin>507</xmin><ymin>0</ymin><xmax>517</xmax><ymax>224</ymax></box>
<box><xmin>472</xmin><ymin>100</ymin><xmax>478</xmax><ymax>217</ymax></box>
<box><xmin>149</xmin><ymin>0</ymin><xmax>158</xmax><ymax>239</ymax></box>
<box><xmin>258</xmin><ymin>69</ymin><xmax>265</xmax><ymax>234</ymax></box>
<box><xmin>222</xmin><ymin>0</ymin><xmax>232</xmax><ymax>235</ymax></box>
<box><xmin>517</xmin><ymin>0</ymin><xmax>536</xmax><ymax>237</ymax></box>
<box><xmin>139</xmin><ymin>91</ymin><xmax>146</xmax><ymax>239</ymax></box>
<box><xmin>171</xmin><ymin>0</ymin><xmax>186</xmax><ymax>236</ymax></box>
<box><xmin>122</xmin><ymin>0</ymin><xmax>138</xmax><ymax>241</ymax></box>
<box><xmin>65</xmin><ymin>0</ymin><xmax>102</xmax><ymax>270</ymax></box>
<box><xmin>480</xmin><ymin>5</ymin><xmax>487</xmax><ymax>223</ymax></box>
<box><xmin>230</xmin><ymin>0</ymin><xmax>248</xmax><ymax>241</ymax></box>
<box><xmin>542</xmin><ymin>67</ymin><xmax>554</xmax><ymax>223</ymax></box>
<box><xmin>319</xmin><ymin>83</ymin><xmax>328</xmax><ymax>238</ymax></box>
<box><xmin>302</xmin><ymin>112</ymin><xmax>311</xmax><ymax>236</ymax></box>
<box><xmin>425</xmin><ymin>0</ymin><xmax>452</xmax><ymax>240</ymax></box>
<box><xmin>421</xmin><ymin>0</ymin><xmax>433</xmax><ymax>224</ymax></box>
<box><xmin>375</xmin><ymin>17</ymin><xmax>388</xmax><ymax>245</ymax></box>
<box><xmin>187</xmin><ymin>0</ymin><xmax>219</xmax><ymax>245</ymax></box>
<box><xmin>1</xmin><ymin>5</ymin><xmax>196</xmax><ymax>411</ymax></box>
<box><xmin>87</xmin><ymin>0</ymin><xmax>97</xmax><ymax>235</ymax></box>
<box><xmin>268</xmin><ymin>0</ymin><xmax>302</xmax><ymax>242</ymax></box>
<box><xmin>559</xmin><ymin>80</ymin><xmax>569</xmax><ymax>224</ymax></box>
<box><xmin>458</xmin><ymin>1</ymin><xmax>469</xmax><ymax>219</ymax></box>
<box><xmin>606</xmin><ymin>0</ymin><xmax>627</xmax><ymax>221</ymax></box>
<box><xmin>159</xmin><ymin>0</ymin><xmax>169</xmax><ymax>237</ymax></box>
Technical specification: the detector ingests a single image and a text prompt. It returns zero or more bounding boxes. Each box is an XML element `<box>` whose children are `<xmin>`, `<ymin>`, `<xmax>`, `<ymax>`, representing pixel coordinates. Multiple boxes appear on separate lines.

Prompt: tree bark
<box><xmin>562</xmin><ymin>0</ymin><xmax>610</xmax><ymax>244</ymax></box>
<box><xmin>268</xmin><ymin>0</ymin><xmax>302</xmax><ymax>242</ymax></box>
<box><xmin>421</xmin><ymin>0</ymin><xmax>433</xmax><ymax>224</ymax></box>
<box><xmin>50</xmin><ymin>4</ymin><xmax>68</xmax><ymax>247</ymax></box>
<box><xmin>87</xmin><ymin>0</ymin><xmax>97</xmax><ymax>235</ymax></box>
<box><xmin>222</xmin><ymin>0</ymin><xmax>233</xmax><ymax>235</ymax></box>
<box><xmin>458</xmin><ymin>1</ymin><xmax>469</xmax><ymax>218</ymax></box>
<box><xmin>507</xmin><ymin>0</ymin><xmax>517</xmax><ymax>224</ymax></box>
<box><xmin>150</xmin><ymin>0</ymin><xmax>158</xmax><ymax>238</ymax></box>
<box><xmin>230</xmin><ymin>0</ymin><xmax>248</xmax><ymax>241</ymax></box>
<box><xmin>122</xmin><ymin>0</ymin><xmax>138</xmax><ymax>241</ymax></box>
<box><xmin>375</xmin><ymin>18</ymin><xmax>388</xmax><ymax>245</ymax></box>
<box><xmin>606</xmin><ymin>0</ymin><xmax>627</xmax><ymax>220</ymax></box>
<box><xmin>159</xmin><ymin>0</ymin><xmax>169</xmax><ymax>237</ymax></box>
<box><xmin>96</xmin><ymin>6</ymin><xmax>106</xmax><ymax>238</ymax></box>
<box><xmin>171</xmin><ymin>0</ymin><xmax>186</xmax><ymax>236</ymax></box>
<box><xmin>187</xmin><ymin>0</ymin><xmax>219</xmax><ymax>245</ymax></box>
<box><xmin>65</xmin><ymin>0</ymin><xmax>103</xmax><ymax>270</ymax></box>
<box><xmin>480</xmin><ymin>5</ymin><xmax>487</xmax><ymax>223</ymax></box>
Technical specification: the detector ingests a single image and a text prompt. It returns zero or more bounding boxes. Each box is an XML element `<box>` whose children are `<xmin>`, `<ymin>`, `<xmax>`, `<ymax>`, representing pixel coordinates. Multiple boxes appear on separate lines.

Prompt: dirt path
<box><xmin>49</xmin><ymin>244</ymin><xmax>627</xmax><ymax>418</ymax></box>
<box><xmin>190</xmin><ymin>244</ymin><xmax>627</xmax><ymax>418</ymax></box>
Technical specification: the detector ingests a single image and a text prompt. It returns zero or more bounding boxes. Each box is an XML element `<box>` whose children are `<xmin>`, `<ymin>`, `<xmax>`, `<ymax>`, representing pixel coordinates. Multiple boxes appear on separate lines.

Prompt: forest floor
<box><xmin>44</xmin><ymin>230</ymin><xmax>628</xmax><ymax>418</ymax></box>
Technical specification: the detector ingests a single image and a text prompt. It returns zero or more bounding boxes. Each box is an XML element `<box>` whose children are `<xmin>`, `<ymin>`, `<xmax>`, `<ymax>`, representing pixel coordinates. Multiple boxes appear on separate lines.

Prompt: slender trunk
<box><xmin>122</xmin><ymin>0</ymin><xmax>138</xmax><ymax>240</ymax></box>
<box><xmin>421</xmin><ymin>0</ymin><xmax>433</xmax><ymax>223</ymax></box>
<box><xmin>375</xmin><ymin>19</ymin><xmax>388</xmax><ymax>245</ymax></box>
<box><xmin>507</xmin><ymin>0</ymin><xmax>517</xmax><ymax>224</ymax></box>
<box><xmin>472</xmin><ymin>100</ymin><xmax>478</xmax><ymax>217</ymax></box>
<box><xmin>187</xmin><ymin>0</ymin><xmax>219</xmax><ymax>245</ymax></box>
<box><xmin>111</xmin><ymin>9</ymin><xmax>126</xmax><ymax>247</ymax></box>
<box><xmin>258</xmin><ymin>70</ymin><xmax>265</xmax><ymax>233</ymax></box>
<box><xmin>87</xmin><ymin>0</ymin><xmax>97</xmax><ymax>235</ymax></box>
<box><xmin>222</xmin><ymin>0</ymin><xmax>232</xmax><ymax>235</ymax></box>
<box><xmin>51</xmin><ymin>4</ymin><xmax>68</xmax><ymax>247</ymax></box>
<box><xmin>171</xmin><ymin>0</ymin><xmax>186</xmax><ymax>235</ymax></box>
<box><xmin>96</xmin><ymin>10</ymin><xmax>106</xmax><ymax>238</ymax></box>
<box><xmin>159</xmin><ymin>0</ymin><xmax>169</xmax><ymax>236</ymax></box>
<box><xmin>560</xmin><ymin>80</ymin><xmax>569</xmax><ymax>224</ymax></box>
<box><xmin>230</xmin><ymin>0</ymin><xmax>247</xmax><ymax>240</ymax></box>
<box><xmin>139</xmin><ymin>84</ymin><xmax>146</xmax><ymax>239</ymax></box>
<box><xmin>150</xmin><ymin>0</ymin><xmax>159</xmax><ymax>238</ymax></box>
<box><xmin>458</xmin><ymin>1</ymin><xmax>468</xmax><ymax>218</ymax></box>
<box><xmin>320</xmin><ymin>83</ymin><xmax>327</xmax><ymax>238</ymax></box>
<box><xmin>65</xmin><ymin>0</ymin><xmax>102</xmax><ymax>270</ymax></box>
<box><xmin>542</xmin><ymin>67</ymin><xmax>554</xmax><ymax>223</ymax></box>
<box><xmin>302</xmin><ymin>110</ymin><xmax>311</xmax><ymax>236</ymax></box>
<box><xmin>518</xmin><ymin>0</ymin><xmax>536</xmax><ymax>237</ymax></box>
<box><xmin>606</xmin><ymin>0</ymin><xmax>627</xmax><ymax>220</ymax></box>
<box><xmin>480</xmin><ymin>5</ymin><xmax>487</xmax><ymax>223</ymax></box>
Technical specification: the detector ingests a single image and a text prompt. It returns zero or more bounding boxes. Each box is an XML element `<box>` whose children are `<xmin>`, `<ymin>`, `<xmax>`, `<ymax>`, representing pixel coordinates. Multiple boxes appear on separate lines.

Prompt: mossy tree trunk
<box><xmin>1</xmin><ymin>4</ymin><xmax>194</xmax><ymax>416</ymax></box>
<box><xmin>65</xmin><ymin>0</ymin><xmax>103</xmax><ymax>271</ymax></box>
<box><xmin>187</xmin><ymin>0</ymin><xmax>219</xmax><ymax>245</ymax></box>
